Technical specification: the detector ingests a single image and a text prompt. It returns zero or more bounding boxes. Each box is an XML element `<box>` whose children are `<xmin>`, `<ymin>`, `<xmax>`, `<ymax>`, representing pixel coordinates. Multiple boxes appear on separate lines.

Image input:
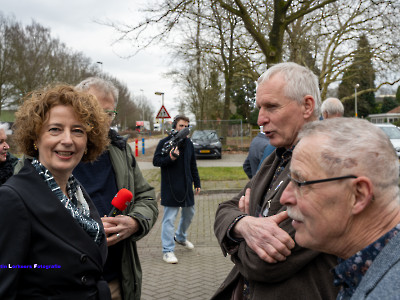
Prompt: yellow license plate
<box><xmin>200</xmin><ymin>150</ymin><xmax>210</xmax><ymax>153</ymax></box>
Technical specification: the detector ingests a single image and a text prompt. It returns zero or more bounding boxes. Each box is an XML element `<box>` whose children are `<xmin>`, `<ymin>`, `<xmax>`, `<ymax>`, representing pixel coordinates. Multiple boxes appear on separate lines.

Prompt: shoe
<box><xmin>163</xmin><ymin>252</ymin><xmax>178</xmax><ymax>264</ymax></box>
<box><xmin>174</xmin><ymin>236</ymin><xmax>195</xmax><ymax>250</ymax></box>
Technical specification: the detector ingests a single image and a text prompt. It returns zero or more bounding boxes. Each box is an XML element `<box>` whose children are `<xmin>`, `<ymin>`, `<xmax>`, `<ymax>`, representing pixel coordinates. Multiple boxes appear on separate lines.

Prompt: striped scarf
<box><xmin>32</xmin><ymin>159</ymin><xmax>104</xmax><ymax>245</ymax></box>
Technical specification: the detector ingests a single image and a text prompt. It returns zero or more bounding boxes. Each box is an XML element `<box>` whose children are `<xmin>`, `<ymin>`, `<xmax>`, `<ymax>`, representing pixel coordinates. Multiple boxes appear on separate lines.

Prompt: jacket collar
<box><xmin>109</xmin><ymin>129</ymin><xmax>127</xmax><ymax>150</ymax></box>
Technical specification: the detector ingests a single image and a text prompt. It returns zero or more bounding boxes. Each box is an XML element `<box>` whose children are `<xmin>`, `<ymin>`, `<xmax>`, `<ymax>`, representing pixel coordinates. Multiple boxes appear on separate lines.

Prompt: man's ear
<box><xmin>352</xmin><ymin>176</ymin><xmax>374</xmax><ymax>215</ymax></box>
<box><xmin>302</xmin><ymin>95</ymin><xmax>315</xmax><ymax>119</ymax></box>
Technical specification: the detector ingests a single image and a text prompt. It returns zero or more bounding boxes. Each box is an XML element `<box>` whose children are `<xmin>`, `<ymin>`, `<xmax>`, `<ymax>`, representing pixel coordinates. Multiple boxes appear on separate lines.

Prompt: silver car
<box><xmin>374</xmin><ymin>123</ymin><xmax>400</xmax><ymax>158</ymax></box>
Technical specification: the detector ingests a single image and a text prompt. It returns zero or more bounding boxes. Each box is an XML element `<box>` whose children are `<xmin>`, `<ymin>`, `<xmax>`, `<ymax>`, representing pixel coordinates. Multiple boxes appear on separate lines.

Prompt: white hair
<box><xmin>257</xmin><ymin>62</ymin><xmax>321</xmax><ymax>118</ymax></box>
<box><xmin>298</xmin><ymin>118</ymin><xmax>399</xmax><ymax>202</ymax></box>
<box><xmin>321</xmin><ymin>98</ymin><xmax>344</xmax><ymax>117</ymax></box>
<box><xmin>75</xmin><ymin>77</ymin><xmax>119</xmax><ymax>107</ymax></box>
<box><xmin>0</xmin><ymin>122</ymin><xmax>10</xmax><ymax>134</ymax></box>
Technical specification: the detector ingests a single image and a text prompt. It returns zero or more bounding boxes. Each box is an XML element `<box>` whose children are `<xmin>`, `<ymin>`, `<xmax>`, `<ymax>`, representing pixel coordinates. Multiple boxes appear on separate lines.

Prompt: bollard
<box><xmin>135</xmin><ymin>139</ymin><xmax>139</xmax><ymax>157</ymax></box>
<box><xmin>142</xmin><ymin>138</ymin><xmax>145</xmax><ymax>155</ymax></box>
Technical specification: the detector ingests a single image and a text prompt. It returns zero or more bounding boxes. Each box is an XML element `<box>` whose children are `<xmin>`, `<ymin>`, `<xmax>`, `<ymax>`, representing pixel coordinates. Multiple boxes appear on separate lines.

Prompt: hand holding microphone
<box><xmin>108</xmin><ymin>188</ymin><xmax>133</xmax><ymax>217</ymax></box>
<box><xmin>102</xmin><ymin>188</ymin><xmax>137</xmax><ymax>246</ymax></box>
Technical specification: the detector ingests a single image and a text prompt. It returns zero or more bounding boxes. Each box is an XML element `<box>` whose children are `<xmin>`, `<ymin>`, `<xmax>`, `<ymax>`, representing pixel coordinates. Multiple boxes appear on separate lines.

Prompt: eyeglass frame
<box><xmin>287</xmin><ymin>174</ymin><xmax>357</xmax><ymax>187</ymax></box>
<box><xmin>105</xmin><ymin>110</ymin><xmax>118</xmax><ymax>120</ymax></box>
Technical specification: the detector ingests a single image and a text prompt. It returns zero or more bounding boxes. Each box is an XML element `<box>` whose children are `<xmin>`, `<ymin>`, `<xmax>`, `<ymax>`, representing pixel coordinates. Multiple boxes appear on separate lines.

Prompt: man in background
<box><xmin>281</xmin><ymin>118</ymin><xmax>400</xmax><ymax>299</ymax></box>
<box><xmin>321</xmin><ymin>97</ymin><xmax>344</xmax><ymax>119</ymax></box>
<box><xmin>153</xmin><ymin>115</ymin><xmax>201</xmax><ymax>264</ymax></box>
<box><xmin>243</xmin><ymin>127</ymin><xmax>271</xmax><ymax>179</ymax></box>
<box><xmin>74</xmin><ymin>77</ymin><xmax>158</xmax><ymax>300</ymax></box>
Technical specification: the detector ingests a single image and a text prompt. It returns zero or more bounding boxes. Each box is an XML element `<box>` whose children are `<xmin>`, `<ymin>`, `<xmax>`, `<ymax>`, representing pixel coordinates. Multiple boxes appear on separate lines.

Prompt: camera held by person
<box><xmin>161</xmin><ymin>127</ymin><xmax>190</xmax><ymax>156</ymax></box>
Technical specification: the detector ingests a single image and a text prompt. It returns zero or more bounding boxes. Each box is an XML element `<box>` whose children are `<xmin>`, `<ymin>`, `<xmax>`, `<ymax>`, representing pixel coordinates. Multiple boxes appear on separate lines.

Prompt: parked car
<box><xmin>191</xmin><ymin>130</ymin><xmax>222</xmax><ymax>159</ymax></box>
<box><xmin>374</xmin><ymin>123</ymin><xmax>400</xmax><ymax>158</ymax></box>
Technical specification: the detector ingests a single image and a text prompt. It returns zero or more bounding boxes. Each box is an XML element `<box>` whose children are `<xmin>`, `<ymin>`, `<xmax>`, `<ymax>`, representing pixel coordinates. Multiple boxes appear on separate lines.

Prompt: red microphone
<box><xmin>108</xmin><ymin>188</ymin><xmax>133</xmax><ymax>217</ymax></box>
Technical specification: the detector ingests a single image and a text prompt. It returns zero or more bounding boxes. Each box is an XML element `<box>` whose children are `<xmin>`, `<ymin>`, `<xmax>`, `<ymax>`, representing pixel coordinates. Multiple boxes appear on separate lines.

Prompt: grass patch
<box><xmin>142</xmin><ymin>167</ymin><xmax>248</xmax><ymax>194</ymax></box>
<box><xmin>197</xmin><ymin>167</ymin><xmax>247</xmax><ymax>181</ymax></box>
<box><xmin>142</xmin><ymin>167</ymin><xmax>247</xmax><ymax>183</ymax></box>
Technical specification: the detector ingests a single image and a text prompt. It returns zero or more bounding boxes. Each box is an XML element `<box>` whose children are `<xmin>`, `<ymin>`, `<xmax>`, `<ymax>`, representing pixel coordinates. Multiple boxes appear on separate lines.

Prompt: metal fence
<box><xmin>191</xmin><ymin>119</ymin><xmax>252</xmax><ymax>150</ymax></box>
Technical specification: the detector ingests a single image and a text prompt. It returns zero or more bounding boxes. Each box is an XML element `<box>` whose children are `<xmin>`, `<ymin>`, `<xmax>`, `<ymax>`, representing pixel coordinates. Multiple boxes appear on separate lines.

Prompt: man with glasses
<box><xmin>212</xmin><ymin>62</ymin><xmax>338</xmax><ymax>300</ymax></box>
<box><xmin>153</xmin><ymin>115</ymin><xmax>201</xmax><ymax>264</ymax></box>
<box><xmin>74</xmin><ymin>77</ymin><xmax>158</xmax><ymax>300</ymax></box>
<box><xmin>280</xmin><ymin>117</ymin><xmax>400</xmax><ymax>299</ymax></box>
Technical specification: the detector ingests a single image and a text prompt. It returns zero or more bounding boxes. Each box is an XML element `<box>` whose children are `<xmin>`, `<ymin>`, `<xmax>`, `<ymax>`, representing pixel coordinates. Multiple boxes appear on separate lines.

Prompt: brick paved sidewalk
<box><xmin>137</xmin><ymin>193</ymin><xmax>237</xmax><ymax>300</ymax></box>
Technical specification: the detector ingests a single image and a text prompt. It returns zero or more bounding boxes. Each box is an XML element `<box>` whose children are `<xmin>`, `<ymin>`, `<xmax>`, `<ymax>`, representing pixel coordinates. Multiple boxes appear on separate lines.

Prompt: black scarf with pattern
<box><xmin>31</xmin><ymin>159</ymin><xmax>104</xmax><ymax>245</ymax></box>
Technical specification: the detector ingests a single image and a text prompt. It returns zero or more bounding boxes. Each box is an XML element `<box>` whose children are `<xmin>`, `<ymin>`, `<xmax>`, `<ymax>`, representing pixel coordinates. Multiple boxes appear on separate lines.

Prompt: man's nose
<box><xmin>280</xmin><ymin>182</ymin><xmax>297</xmax><ymax>206</ymax></box>
<box><xmin>257</xmin><ymin>110</ymin><xmax>269</xmax><ymax>127</ymax></box>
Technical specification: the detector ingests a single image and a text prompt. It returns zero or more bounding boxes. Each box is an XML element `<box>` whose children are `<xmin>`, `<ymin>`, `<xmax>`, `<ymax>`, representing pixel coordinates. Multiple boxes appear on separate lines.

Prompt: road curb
<box><xmin>156</xmin><ymin>189</ymin><xmax>241</xmax><ymax>202</ymax></box>
<box><xmin>200</xmin><ymin>189</ymin><xmax>241</xmax><ymax>195</ymax></box>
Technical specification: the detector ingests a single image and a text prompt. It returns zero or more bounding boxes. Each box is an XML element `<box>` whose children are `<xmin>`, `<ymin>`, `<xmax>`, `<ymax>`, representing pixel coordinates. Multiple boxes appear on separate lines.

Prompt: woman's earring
<box><xmin>34</xmin><ymin>143</ymin><xmax>37</xmax><ymax>150</ymax></box>
<box><xmin>84</xmin><ymin>149</ymin><xmax>87</xmax><ymax>155</ymax></box>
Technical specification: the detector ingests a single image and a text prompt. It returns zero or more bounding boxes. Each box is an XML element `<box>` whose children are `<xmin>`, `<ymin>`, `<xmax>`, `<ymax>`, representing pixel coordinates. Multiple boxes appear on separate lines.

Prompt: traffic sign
<box><xmin>156</xmin><ymin>105</ymin><xmax>171</xmax><ymax>119</ymax></box>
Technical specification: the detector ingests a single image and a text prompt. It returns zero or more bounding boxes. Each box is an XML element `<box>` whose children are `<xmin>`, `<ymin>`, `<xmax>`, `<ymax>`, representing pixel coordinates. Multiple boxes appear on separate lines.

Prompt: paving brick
<box><xmin>137</xmin><ymin>193</ymin><xmax>237</xmax><ymax>299</ymax></box>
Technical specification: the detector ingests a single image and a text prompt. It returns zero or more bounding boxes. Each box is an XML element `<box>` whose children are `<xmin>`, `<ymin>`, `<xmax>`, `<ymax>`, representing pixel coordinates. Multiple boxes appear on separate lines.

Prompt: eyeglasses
<box><xmin>105</xmin><ymin>110</ymin><xmax>118</xmax><ymax>120</ymax></box>
<box><xmin>288</xmin><ymin>174</ymin><xmax>357</xmax><ymax>187</ymax></box>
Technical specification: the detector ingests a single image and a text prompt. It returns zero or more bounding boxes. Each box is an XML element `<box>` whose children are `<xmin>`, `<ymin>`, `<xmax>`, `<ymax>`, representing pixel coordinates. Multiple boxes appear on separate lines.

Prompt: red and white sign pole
<box><xmin>155</xmin><ymin>92</ymin><xmax>171</xmax><ymax>137</ymax></box>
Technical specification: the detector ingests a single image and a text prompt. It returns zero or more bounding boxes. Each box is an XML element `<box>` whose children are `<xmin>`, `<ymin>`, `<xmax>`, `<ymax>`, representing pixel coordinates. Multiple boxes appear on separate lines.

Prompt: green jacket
<box><xmin>108</xmin><ymin>141</ymin><xmax>158</xmax><ymax>300</ymax></box>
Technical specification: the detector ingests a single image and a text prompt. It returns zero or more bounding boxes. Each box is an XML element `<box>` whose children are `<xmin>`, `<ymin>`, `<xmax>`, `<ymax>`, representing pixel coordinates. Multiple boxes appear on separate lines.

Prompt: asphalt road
<box><xmin>131</xmin><ymin>137</ymin><xmax>248</xmax><ymax>170</ymax></box>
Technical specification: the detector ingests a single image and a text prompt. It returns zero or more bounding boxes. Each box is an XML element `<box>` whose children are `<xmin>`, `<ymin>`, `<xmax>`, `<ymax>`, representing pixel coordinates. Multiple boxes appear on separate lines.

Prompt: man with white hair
<box><xmin>212</xmin><ymin>62</ymin><xmax>339</xmax><ymax>300</ymax></box>
<box><xmin>281</xmin><ymin>117</ymin><xmax>400</xmax><ymax>299</ymax></box>
<box><xmin>321</xmin><ymin>97</ymin><xmax>344</xmax><ymax>119</ymax></box>
<box><xmin>74</xmin><ymin>77</ymin><xmax>158</xmax><ymax>300</ymax></box>
<box><xmin>0</xmin><ymin>122</ymin><xmax>18</xmax><ymax>186</ymax></box>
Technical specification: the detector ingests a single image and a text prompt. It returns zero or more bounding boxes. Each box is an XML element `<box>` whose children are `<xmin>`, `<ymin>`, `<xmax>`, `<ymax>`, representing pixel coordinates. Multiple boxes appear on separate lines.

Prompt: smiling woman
<box><xmin>0</xmin><ymin>84</ymin><xmax>112</xmax><ymax>299</ymax></box>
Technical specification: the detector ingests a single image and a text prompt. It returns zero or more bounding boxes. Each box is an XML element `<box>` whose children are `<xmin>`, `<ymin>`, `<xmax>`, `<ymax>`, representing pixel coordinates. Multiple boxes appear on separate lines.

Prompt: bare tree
<box><xmin>0</xmin><ymin>14</ymin><xmax>19</xmax><ymax>113</ymax></box>
<box><xmin>102</xmin><ymin>0</ymin><xmax>400</xmax><ymax>117</ymax></box>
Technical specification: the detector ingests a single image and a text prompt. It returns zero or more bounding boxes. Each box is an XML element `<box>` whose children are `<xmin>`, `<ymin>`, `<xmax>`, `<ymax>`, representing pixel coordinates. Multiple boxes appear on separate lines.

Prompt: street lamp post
<box><xmin>140</xmin><ymin>89</ymin><xmax>145</xmax><ymax>122</ymax></box>
<box><xmin>96</xmin><ymin>61</ymin><xmax>103</xmax><ymax>73</ymax></box>
<box><xmin>155</xmin><ymin>91</ymin><xmax>165</xmax><ymax>136</ymax></box>
<box><xmin>354</xmin><ymin>84</ymin><xmax>359</xmax><ymax>118</ymax></box>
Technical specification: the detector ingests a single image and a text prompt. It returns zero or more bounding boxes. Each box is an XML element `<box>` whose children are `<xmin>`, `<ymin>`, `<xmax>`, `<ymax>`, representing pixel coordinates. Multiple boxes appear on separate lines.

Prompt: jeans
<box><xmin>161</xmin><ymin>205</ymin><xmax>195</xmax><ymax>253</ymax></box>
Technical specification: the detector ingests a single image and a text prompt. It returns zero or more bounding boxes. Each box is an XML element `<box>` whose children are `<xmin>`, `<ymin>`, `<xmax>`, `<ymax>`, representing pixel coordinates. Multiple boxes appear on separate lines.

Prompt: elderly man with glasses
<box><xmin>281</xmin><ymin>117</ymin><xmax>400</xmax><ymax>299</ymax></box>
<box><xmin>74</xmin><ymin>77</ymin><xmax>158</xmax><ymax>300</ymax></box>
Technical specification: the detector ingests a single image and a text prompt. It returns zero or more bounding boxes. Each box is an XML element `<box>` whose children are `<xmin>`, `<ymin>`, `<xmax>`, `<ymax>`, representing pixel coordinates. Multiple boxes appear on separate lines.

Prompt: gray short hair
<box><xmin>321</xmin><ymin>98</ymin><xmax>344</xmax><ymax>117</ymax></box>
<box><xmin>298</xmin><ymin>118</ymin><xmax>399</xmax><ymax>201</ymax></box>
<box><xmin>0</xmin><ymin>122</ymin><xmax>9</xmax><ymax>132</ymax></box>
<box><xmin>257</xmin><ymin>62</ymin><xmax>321</xmax><ymax>118</ymax></box>
<box><xmin>75</xmin><ymin>77</ymin><xmax>119</xmax><ymax>107</ymax></box>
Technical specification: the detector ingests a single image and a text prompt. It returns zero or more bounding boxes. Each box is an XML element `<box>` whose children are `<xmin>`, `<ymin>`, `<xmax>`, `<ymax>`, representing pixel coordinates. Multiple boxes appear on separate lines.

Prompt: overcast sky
<box><xmin>0</xmin><ymin>0</ymin><xmax>180</xmax><ymax>119</ymax></box>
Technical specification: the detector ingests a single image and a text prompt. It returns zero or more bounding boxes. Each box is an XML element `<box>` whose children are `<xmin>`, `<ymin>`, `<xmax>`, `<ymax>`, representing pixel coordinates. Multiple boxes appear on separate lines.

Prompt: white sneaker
<box><xmin>174</xmin><ymin>236</ymin><xmax>195</xmax><ymax>250</ymax></box>
<box><xmin>163</xmin><ymin>252</ymin><xmax>178</xmax><ymax>264</ymax></box>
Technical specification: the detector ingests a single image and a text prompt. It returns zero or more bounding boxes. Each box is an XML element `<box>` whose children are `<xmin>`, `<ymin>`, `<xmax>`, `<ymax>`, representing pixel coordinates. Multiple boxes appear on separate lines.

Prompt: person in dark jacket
<box><xmin>0</xmin><ymin>123</ymin><xmax>18</xmax><ymax>186</ymax></box>
<box><xmin>74</xmin><ymin>77</ymin><xmax>158</xmax><ymax>300</ymax></box>
<box><xmin>153</xmin><ymin>115</ymin><xmax>201</xmax><ymax>264</ymax></box>
<box><xmin>243</xmin><ymin>128</ymin><xmax>271</xmax><ymax>179</ymax></box>
<box><xmin>0</xmin><ymin>84</ymin><xmax>111</xmax><ymax>299</ymax></box>
<box><xmin>212</xmin><ymin>62</ymin><xmax>339</xmax><ymax>300</ymax></box>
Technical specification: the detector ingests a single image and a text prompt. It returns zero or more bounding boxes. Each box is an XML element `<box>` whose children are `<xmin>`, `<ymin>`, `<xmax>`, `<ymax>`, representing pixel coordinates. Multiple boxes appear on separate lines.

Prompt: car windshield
<box><xmin>379</xmin><ymin>126</ymin><xmax>400</xmax><ymax>139</ymax></box>
<box><xmin>192</xmin><ymin>130</ymin><xmax>219</xmax><ymax>142</ymax></box>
